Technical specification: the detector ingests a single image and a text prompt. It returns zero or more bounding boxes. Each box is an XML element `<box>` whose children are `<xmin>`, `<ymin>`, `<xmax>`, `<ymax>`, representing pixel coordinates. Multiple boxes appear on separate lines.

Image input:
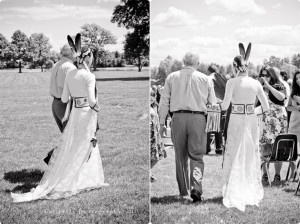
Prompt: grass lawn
<box><xmin>0</xmin><ymin>70</ymin><xmax>149</xmax><ymax>224</ymax></box>
<box><xmin>151</xmin><ymin>130</ymin><xmax>300</xmax><ymax>224</ymax></box>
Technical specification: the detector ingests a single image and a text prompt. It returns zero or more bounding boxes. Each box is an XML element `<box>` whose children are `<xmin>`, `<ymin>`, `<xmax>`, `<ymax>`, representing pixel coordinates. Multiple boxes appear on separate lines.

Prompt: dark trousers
<box><xmin>171</xmin><ymin>113</ymin><xmax>206</xmax><ymax>196</ymax></box>
<box><xmin>52</xmin><ymin>98</ymin><xmax>68</xmax><ymax>133</ymax></box>
<box><xmin>44</xmin><ymin>98</ymin><xmax>69</xmax><ymax>164</ymax></box>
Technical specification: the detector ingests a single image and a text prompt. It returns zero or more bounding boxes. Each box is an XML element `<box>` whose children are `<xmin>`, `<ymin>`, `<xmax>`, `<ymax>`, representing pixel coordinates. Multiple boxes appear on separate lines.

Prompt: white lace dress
<box><xmin>220</xmin><ymin>76</ymin><xmax>269</xmax><ymax>212</ymax></box>
<box><xmin>11</xmin><ymin>68</ymin><xmax>108</xmax><ymax>203</ymax></box>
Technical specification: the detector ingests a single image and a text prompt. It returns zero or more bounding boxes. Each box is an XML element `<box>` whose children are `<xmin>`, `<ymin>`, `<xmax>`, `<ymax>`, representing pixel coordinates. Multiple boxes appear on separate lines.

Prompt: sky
<box><xmin>0</xmin><ymin>0</ymin><xmax>129</xmax><ymax>53</ymax></box>
<box><xmin>150</xmin><ymin>0</ymin><xmax>300</xmax><ymax>67</ymax></box>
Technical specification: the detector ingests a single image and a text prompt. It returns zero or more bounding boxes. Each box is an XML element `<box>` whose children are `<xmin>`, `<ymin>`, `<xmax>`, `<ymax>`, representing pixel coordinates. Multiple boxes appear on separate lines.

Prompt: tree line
<box><xmin>152</xmin><ymin>54</ymin><xmax>300</xmax><ymax>85</ymax></box>
<box><xmin>0</xmin><ymin>0</ymin><xmax>150</xmax><ymax>73</ymax></box>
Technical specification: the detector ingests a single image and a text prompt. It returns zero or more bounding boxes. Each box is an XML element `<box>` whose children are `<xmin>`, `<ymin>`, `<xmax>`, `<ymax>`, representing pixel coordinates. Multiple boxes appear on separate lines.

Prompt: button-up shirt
<box><xmin>49</xmin><ymin>57</ymin><xmax>76</xmax><ymax>98</ymax></box>
<box><xmin>158</xmin><ymin>66</ymin><xmax>217</xmax><ymax>124</ymax></box>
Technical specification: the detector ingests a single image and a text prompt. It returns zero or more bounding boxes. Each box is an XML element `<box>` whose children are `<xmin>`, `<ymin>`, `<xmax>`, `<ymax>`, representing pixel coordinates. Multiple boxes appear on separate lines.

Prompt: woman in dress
<box><xmin>220</xmin><ymin>43</ymin><xmax>269</xmax><ymax>212</ymax></box>
<box><xmin>286</xmin><ymin>70</ymin><xmax>300</xmax><ymax>179</ymax></box>
<box><xmin>11</xmin><ymin>33</ymin><xmax>108</xmax><ymax>203</ymax></box>
<box><xmin>259</xmin><ymin>66</ymin><xmax>290</xmax><ymax>184</ymax></box>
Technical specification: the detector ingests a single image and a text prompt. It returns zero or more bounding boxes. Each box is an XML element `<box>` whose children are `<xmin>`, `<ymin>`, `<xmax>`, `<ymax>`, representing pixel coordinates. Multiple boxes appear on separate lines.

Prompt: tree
<box><xmin>0</xmin><ymin>33</ymin><xmax>9</xmax><ymax>68</ymax></box>
<box><xmin>111</xmin><ymin>0</ymin><xmax>149</xmax><ymax>71</ymax></box>
<box><xmin>280</xmin><ymin>63</ymin><xmax>298</xmax><ymax>79</ymax></box>
<box><xmin>81</xmin><ymin>23</ymin><xmax>117</xmax><ymax>71</ymax></box>
<box><xmin>27</xmin><ymin>33</ymin><xmax>52</xmax><ymax>71</ymax></box>
<box><xmin>10</xmin><ymin>30</ymin><xmax>28</xmax><ymax>73</ymax></box>
<box><xmin>291</xmin><ymin>54</ymin><xmax>300</xmax><ymax>69</ymax></box>
<box><xmin>170</xmin><ymin>59</ymin><xmax>183</xmax><ymax>73</ymax></box>
<box><xmin>50</xmin><ymin>50</ymin><xmax>61</xmax><ymax>64</ymax></box>
<box><xmin>123</xmin><ymin>30</ymin><xmax>149</xmax><ymax>72</ymax></box>
<box><xmin>111</xmin><ymin>0</ymin><xmax>149</xmax><ymax>37</ymax></box>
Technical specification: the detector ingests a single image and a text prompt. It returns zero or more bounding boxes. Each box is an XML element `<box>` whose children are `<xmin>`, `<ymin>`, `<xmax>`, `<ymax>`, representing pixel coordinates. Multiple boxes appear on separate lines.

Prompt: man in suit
<box><xmin>44</xmin><ymin>44</ymin><xmax>76</xmax><ymax>164</ymax></box>
<box><xmin>159</xmin><ymin>52</ymin><xmax>216</xmax><ymax>202</ymax></box>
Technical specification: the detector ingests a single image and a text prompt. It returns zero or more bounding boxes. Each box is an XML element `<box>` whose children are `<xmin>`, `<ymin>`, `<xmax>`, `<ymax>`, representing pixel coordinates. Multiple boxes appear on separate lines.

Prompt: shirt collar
<box><xmin>183</xmin><ymin>66</ymin><xmax>196</xmax><ymax>72</ymax></box>
<box><xmin>62</xmin><ymin>57</ymin><xmax>74</xmax><ymax>63</ymax></box>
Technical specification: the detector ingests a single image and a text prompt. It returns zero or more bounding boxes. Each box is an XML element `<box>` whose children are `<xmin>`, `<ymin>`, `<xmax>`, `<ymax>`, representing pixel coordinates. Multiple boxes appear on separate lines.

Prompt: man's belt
<box><xmin>53</xmin><ymin>97</ymin><xmax>61</xmax><ymax>100</ymax></box>
<box><xmin>231</xmin><ymin>104</ymin><xmax>255</xmax><ymax>115</ymax></box>
<box><xmin>73</xmin><ymin>97</ymin><xmax>89</xmax><ymax>108</ymax></box>
<box><xmin>173</xmin><ymin>110</ymin><xmax>205</xmax><ymax>115</ymax></box>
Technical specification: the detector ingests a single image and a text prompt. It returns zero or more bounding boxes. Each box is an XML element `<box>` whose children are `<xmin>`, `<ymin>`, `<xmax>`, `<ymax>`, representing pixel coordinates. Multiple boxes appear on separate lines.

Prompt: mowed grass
<box><xmin>0</xmin><ymin>69</ymin><xmax>149</xmax><ymax>224</ymax></box>
<box><xmin>151</xmin><ymin>132</ymin><xmax>300</xmax><ymax>224</ymax></box>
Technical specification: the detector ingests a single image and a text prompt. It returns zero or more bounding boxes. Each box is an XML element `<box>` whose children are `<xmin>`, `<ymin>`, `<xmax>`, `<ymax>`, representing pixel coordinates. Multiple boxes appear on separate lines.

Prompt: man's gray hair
<box><xmin>183</xmin><ymin>52</ymin><xmax>199</xmax><ymax>67</ymax></box>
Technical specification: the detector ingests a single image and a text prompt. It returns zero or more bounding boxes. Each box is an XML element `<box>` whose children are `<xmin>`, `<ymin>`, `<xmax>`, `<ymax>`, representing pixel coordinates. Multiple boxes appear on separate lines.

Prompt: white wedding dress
<box><xmin>220</xmin><ymin>76</ymin><xmax>269</xmax><ymax>212</ymax></box>
<box><xmin>11</xmin><ymin>68</ymin><xmax>108</xmax><ymax>203</ymax></box>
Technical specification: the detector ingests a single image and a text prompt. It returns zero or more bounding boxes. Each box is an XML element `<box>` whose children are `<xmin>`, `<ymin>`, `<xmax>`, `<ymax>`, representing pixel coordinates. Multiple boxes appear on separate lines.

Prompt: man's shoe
<box><xmin>190</xmin><ymin>189</ymin><xmax>202</xmax><ymax>203</ymax></box>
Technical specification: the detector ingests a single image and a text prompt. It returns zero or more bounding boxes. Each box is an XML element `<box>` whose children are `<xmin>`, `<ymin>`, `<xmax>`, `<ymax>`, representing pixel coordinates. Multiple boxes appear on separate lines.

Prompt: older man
<box><xmin>159</xmin><ymin>52</ymin><xmax>216</xmax><ymax>202</ymax></box>
<box><xmin>50</xmin><ymin>44</ymin><xmax>76</xmax><ymax>132</ymax></box>
<box><xmin>44</xmin><ymin>44</ymin><xmax>76</xmax><ymax>164</ymax></box>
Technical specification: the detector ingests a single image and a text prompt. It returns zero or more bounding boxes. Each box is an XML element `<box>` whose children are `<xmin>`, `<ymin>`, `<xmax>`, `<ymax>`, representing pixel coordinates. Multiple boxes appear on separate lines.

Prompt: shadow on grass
<box><xmin>3</xmin><ymin>169</ymin><xmax>44</xmax><ymax>193</ymax></box>
<box><xmin>151</xmin><ymin>195</ymin><xmax>223</xmax><ymax>205</ymax></box>
<box><xmin>151</xmin><ymin>195</ymin><xmax>190</xmax><ymax>204</ymax></box>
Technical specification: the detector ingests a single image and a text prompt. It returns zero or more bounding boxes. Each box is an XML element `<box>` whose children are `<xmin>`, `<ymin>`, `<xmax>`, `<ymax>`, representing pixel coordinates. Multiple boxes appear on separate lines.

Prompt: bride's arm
<box><xmin>220</xmin><ymin>79</ymin><xmax>234</xmax><ymax>111</ymax></box>
<box><xmin>86</xmin><ymin>74</ymin><xmax>97</xmax><ymax>108</ymax></box>
<box><xmin>61</xmin><ymin>79</ymin><xmax>70</xmax><ymax>103</ymax></box>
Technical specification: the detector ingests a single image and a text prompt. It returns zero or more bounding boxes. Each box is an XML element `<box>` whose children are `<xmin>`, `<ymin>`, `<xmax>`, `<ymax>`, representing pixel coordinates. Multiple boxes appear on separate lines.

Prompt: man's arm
<box><xmin>158</xmin><ymin>76</ymin><xmax>172</xmax><ymax>125</ymax></box>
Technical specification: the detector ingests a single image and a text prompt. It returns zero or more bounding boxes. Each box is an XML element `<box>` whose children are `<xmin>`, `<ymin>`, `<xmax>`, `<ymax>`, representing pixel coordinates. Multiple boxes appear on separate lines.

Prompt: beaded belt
<box><xmin>231</xmin><ymin>104</ymin><xmax>255</xmax><ymax>115</ymax></box>
<box><xmin>73</xmin><ymin>97</ymin><xmax>89</xmax><ymax>108</ymax></box>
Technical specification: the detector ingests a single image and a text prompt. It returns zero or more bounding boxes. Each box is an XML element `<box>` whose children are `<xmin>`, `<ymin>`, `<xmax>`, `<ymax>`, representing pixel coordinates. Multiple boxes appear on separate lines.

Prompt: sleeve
<box><xmin>220</xmin><ymin>79</ymin><xmax>234</xmax><ymax>111</ymax></box>
<box><xmin>207</xmin><ymin>78</ymin><xmax>217</xmax><ymax>105</ymax></box>
<box><xmin>86</xmin><ymin>73</ymin><xmax>97</xmax><ymax>107</ymax></box>
<box><xmin>158</xmin><ymin>75</ymin><xmax>172</xmax><ymax>125</ymax></box>
<box><xmin>61</xmin><ymin>77</ymin><xmax>70</xmax><ymax>103</ymax></box>
<box><xmin>57</xmin><ymin>63</ymin><xmax>75</xmax><ymax>89</ymax></box>
<box><xmin>257</xmin><ymin>81</ymin><xmax>269</xmax><ymax>113</ymax></box>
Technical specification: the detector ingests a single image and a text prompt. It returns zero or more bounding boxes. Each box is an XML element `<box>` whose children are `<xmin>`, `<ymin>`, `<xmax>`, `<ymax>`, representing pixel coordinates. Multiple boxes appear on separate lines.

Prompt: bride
<box><xmin>11</xmin><ymin>33</ymin><xmax>108</xmax><ymax>203</ymax></box>
<box><xmin>220</xmin><ymin>43</ymin><xmax>269</xmax><ymax>211</ymax></box>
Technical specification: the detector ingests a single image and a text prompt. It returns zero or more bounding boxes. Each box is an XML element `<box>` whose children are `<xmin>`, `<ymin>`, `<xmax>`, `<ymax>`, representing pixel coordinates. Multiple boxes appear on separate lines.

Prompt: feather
<box><xmin>67</xmin><ymin>35</ymin><xmax>76</xmax><ymax>52</ymax></box>
<box><xmin>239</xmin><ymin>43</ymin><xmax>245</xmax><ymax>59</ymax></box>
<box><xmin>244</xmin><ymin>43</ymin><xmax>252</xmax><ymax>62</ymax></box>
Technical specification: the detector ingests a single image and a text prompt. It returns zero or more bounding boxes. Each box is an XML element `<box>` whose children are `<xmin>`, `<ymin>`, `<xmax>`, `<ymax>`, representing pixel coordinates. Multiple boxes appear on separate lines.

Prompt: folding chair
<box><xmin>261</xmin><ymin>134</ymin><xmax>298</xmax><ymax>186</ymax></box>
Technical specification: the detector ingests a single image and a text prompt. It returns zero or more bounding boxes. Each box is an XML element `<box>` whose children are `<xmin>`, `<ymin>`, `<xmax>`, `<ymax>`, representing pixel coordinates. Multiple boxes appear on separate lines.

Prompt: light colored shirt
<box><xmin>220</xmin><ymin>76</ymin><xmax>269</xmax><ymax>112</ymax></box>
<box><xmin>158</xmin><ymin>66</ymin><xmax>216</xmax><ymax>125</ymax></box>
<box><xmin>49</xmin><ymin>57</ymin><xmax>76</xmax><ymax>98</ymax></box>
<box><xmin>61</xmin><ymin>68</ymin><xmax>97</xmax><ymax>107</ymax></box>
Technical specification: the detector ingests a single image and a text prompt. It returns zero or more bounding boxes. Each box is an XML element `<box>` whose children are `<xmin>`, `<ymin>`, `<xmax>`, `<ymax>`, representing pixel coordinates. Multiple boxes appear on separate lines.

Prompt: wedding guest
<box><xmin>150</xmin><ymin>89</ymin><xmax>166</xmax><ymax>182</ymax></box>
<box><xmin>259</xmin><ymin>66</ymin><xmax>290</xmax><ymax>184</ymax></box>
<box><xmin>159</xmin><ymin>52</ymin><xmax>216</xmax><ymax>202</ymax></box>
<box><xmin>286</xmin><ymin>70</ymin><xmax>300</xmax><ymax>180</ymax></box>
<box><xmin>206</xmin><ymin>64</ymin><xmax>223</xmax><ymax>154</ymax></box>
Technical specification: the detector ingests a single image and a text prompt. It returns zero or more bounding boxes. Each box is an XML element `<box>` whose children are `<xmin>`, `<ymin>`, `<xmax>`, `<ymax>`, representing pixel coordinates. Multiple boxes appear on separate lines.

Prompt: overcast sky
<box><xmin>0</xmin><ymin>0</ymin><xmax>128</xmax><ymax>52</ymax></box>
<box><xmin>150</xmin><ymin>0</ymin><xmax>300</xmax><ymax>67</ymax></box>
